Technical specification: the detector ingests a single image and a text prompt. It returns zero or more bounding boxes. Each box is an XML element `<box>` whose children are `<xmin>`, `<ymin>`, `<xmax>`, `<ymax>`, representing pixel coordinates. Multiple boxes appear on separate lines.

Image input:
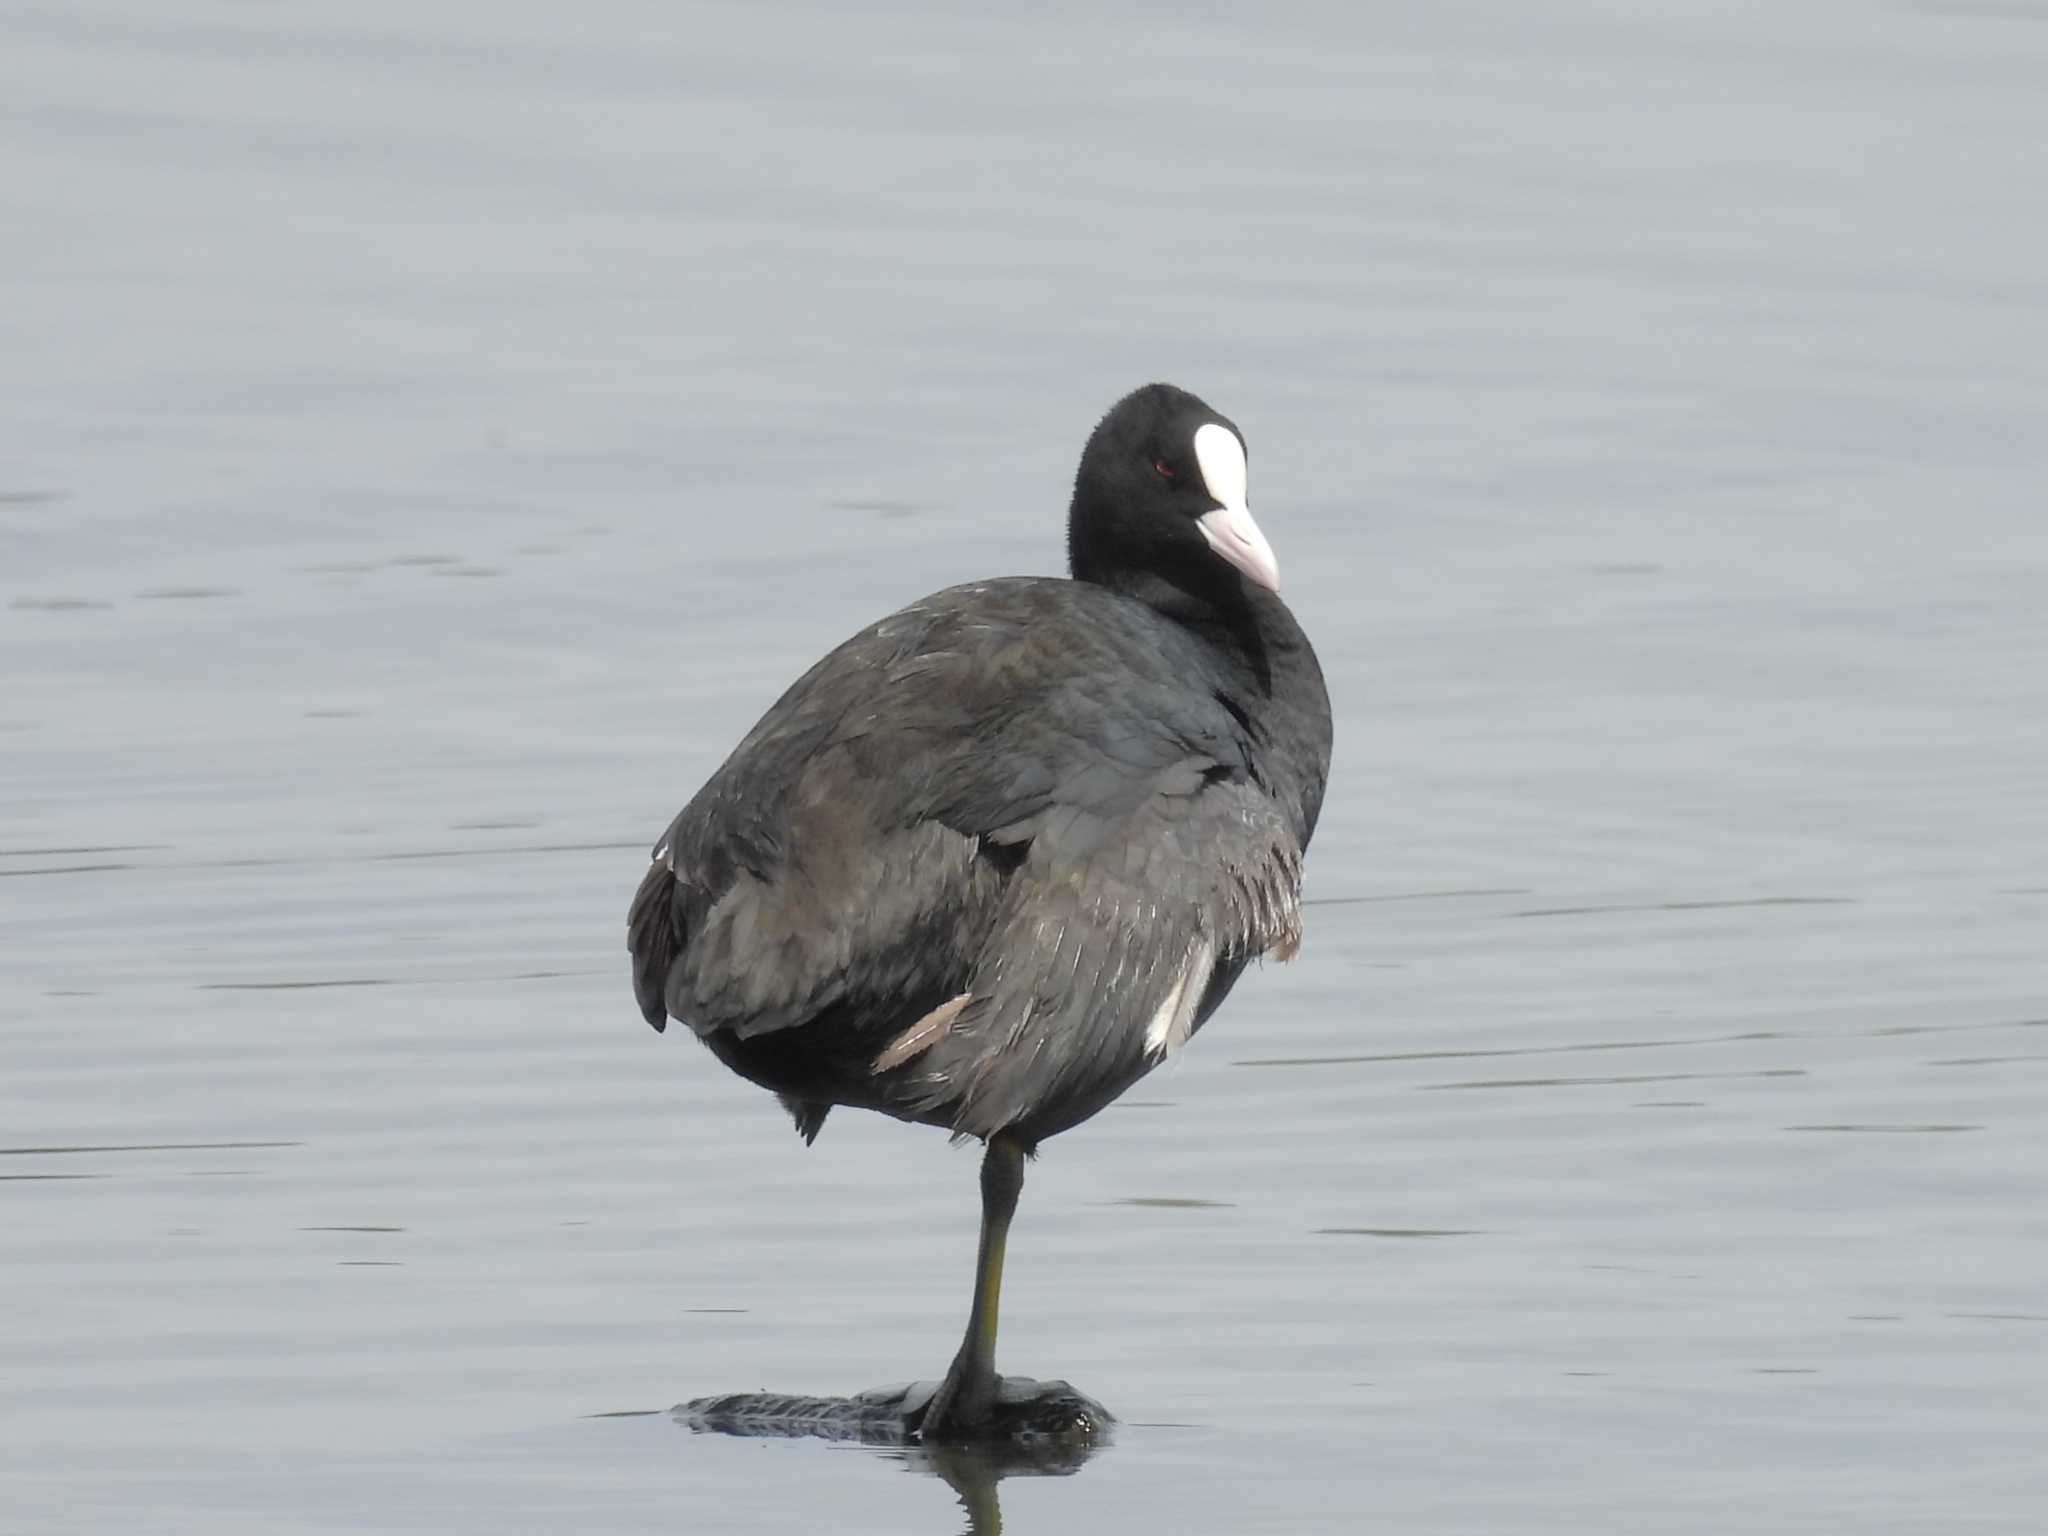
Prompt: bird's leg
<box><xmin>920</xmin><ymin>1133</ymin><xmax>1027</xmax><ymax>1441</ymax></box>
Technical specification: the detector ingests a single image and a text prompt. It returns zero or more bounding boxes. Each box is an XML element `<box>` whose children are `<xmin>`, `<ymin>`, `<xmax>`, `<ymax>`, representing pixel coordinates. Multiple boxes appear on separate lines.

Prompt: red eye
<box><xmin>1152</xmin><ymin>457</ymin><xmax>1177</xmax><ymax>481</ymax></box>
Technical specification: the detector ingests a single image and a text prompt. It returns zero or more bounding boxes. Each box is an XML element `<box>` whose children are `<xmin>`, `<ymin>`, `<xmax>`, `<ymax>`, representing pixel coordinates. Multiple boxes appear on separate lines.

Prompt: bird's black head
<box><xmin>1066</xmin><ymin>383</ymin><xmax>1280</xmax><ymax>607</ymax></box>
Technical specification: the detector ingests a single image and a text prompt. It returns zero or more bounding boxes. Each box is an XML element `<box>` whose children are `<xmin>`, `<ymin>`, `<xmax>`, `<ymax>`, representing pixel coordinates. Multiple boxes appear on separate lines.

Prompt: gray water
<box><xmin>5</xmin><ymin>1</ymin><xmax>2047</xmax><ymax>1531</ymax></box>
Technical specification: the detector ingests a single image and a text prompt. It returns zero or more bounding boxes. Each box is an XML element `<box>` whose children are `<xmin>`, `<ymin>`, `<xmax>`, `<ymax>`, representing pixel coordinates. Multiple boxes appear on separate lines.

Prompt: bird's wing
<box><xmin>630</xmin><ymin>592</ymin><xmax>996</xmax><ymax>1039</ymax></box>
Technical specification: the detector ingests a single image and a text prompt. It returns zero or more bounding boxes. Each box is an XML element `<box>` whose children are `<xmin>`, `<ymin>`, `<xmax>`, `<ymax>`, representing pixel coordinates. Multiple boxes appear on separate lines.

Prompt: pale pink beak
<box><xmin>1196</xmin><ymin>503</ymin><xmax>1281</xmax><ymax>593</ymax></box>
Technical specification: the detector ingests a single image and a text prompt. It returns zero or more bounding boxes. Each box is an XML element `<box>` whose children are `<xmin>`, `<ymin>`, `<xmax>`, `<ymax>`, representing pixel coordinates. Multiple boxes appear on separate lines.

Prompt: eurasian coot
<box><xmin>629</xmin><ymin>383</ymin><xmax>1331</xmax><ymax>1440</ymax></box>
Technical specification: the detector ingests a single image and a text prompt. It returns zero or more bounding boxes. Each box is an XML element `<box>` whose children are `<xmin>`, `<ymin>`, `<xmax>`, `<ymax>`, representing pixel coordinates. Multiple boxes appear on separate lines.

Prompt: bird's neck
<box><xmin>1089</xmin><ymin>566</ymin><xmax>1331</xmax><ymax>836</ymax></box>
<box><xmin>1066</xmin><ymin>493</ymin><xmax>1329</xmax><ymax>778</ymax></box>
<box><xmin>1092</xmin><ymin>566</ymin><xmax>1289</xmax><ymax>683</ymax></box>
<box><xmin>1226</xmin><ymin>588</ymin><xmax>1331</xmax><ymax>847</ymax></box>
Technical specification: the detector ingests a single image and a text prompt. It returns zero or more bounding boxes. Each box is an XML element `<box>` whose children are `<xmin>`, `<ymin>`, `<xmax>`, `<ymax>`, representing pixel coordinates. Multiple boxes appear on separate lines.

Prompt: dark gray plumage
<box><xmin>627</xmin><ymin>382</ymin><xmax>1331</xmax><ymax>1439</ymax></box>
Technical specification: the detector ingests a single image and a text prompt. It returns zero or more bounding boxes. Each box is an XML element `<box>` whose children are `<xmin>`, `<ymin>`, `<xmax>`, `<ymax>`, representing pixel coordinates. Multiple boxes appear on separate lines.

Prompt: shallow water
<box><xmin>5</xmin><ymin>1</ymin><xmax>2047</xmax><ymax>1531</ymax></box>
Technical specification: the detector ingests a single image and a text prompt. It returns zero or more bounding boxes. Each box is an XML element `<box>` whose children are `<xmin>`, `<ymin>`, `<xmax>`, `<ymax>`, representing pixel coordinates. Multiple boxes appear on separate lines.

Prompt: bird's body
<box><xmin>630</xmin><ymin>573</ymin><xmax>1326</xmax><ymax>1148</ymax></box>
<box><xmin>628</xmin><ymin>383</ymin><xmax>1332</xmax><ymax>1439</ymax></box>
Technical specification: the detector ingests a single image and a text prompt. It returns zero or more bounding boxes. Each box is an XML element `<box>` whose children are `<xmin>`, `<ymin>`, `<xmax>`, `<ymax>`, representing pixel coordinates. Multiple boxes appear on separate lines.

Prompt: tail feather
<box><xmin>627</xmin><ymin>859</ymin><xmax>678</xmax><ymax>1031</ymax></box>
<box><xmin>778</xmin><ymin>1095</ymin><xmax>831</xmax><ymax>1144</ymax></box>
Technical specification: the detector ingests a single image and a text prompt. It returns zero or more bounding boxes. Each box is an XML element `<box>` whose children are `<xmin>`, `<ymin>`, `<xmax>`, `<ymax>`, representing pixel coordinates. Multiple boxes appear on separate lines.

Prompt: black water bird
<box><xmin>629</xmin><ymin>383</ymin><xmax>1332</xmax><ymax>1440</ymax></box>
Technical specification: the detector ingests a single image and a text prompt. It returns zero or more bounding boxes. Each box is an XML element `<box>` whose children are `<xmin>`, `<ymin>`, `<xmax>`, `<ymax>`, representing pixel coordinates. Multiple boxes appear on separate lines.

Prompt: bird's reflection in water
<box><xmin>676</xmin><ymin>1376</ymin><xmax>1112</xmax><ymax>1536</ymax></box>
<box><xmin>883</xmin><ymin>1436</ymin><xmax>1100</xmax><ymax>1536</ymax></box>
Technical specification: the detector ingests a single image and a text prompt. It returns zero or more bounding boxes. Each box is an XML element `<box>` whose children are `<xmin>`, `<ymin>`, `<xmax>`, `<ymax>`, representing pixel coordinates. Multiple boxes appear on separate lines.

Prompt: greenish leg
<box><xmin>920</xmin><ymin>1134</ymin><xmax>1027</xmax><ymax>1440</ymax></box>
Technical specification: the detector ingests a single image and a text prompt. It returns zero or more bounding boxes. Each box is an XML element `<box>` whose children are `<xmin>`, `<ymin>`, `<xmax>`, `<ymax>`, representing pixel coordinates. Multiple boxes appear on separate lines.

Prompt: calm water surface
<box><xmin>4</xmin><ymin>2</ymin><xmax>2046</xmax><ymax>1532</ymax></box>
